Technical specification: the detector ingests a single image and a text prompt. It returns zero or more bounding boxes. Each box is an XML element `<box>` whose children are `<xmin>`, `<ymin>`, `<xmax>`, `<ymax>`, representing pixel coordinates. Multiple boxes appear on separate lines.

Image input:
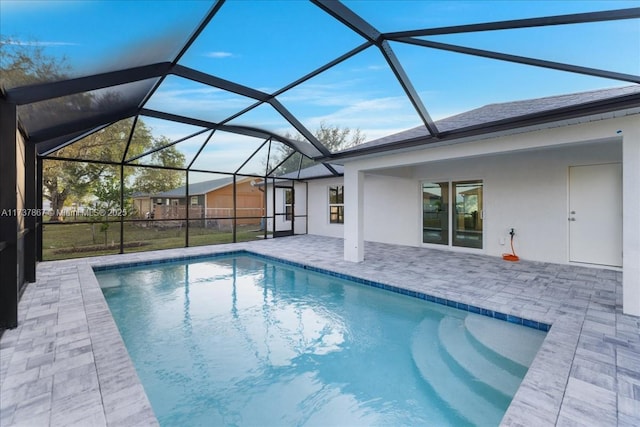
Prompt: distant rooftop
<box><xmin>145</xmin><ymin>176</ymin><xmax>247</xmax><ymax>197</ymax></box>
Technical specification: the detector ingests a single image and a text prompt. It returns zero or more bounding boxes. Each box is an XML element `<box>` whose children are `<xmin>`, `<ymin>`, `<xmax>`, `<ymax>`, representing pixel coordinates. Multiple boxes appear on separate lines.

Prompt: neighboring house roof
<box><xmin>277</xmin><ymin>163</ymin><xmax>344</xmax><ymax>180</ymax></box>
<box><xmin>339</xmin><ymin>85</ymin><xmax>640</xmax><ymax>156</ymax></box>
<box><xmin>131</xmin><ymin>191</ymin><xmax>153</xmax><ymax>199</ymax></box>
<box><xmin>154</xmin><ymin>177</ymin><xmax>235</xmax><ymax>198</ymax></box>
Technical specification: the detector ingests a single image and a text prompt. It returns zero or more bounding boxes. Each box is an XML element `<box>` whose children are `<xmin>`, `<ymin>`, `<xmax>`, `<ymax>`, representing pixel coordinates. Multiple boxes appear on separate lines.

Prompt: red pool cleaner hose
<box><xmin>502</xmin><ymin>229</ymin><xmax>520</xmax><ymax>262</ymax></box>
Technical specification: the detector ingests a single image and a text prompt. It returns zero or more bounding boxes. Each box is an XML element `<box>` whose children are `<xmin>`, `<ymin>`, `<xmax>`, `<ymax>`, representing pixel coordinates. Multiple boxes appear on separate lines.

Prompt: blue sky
<box><xmin>2</xmin><ymin>0</ymin><xmax>639</xmax><ymax>167</ymax></box>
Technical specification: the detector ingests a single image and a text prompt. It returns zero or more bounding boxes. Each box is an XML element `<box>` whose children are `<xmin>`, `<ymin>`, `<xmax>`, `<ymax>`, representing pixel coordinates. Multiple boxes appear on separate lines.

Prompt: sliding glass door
<box><xmin>422</xmin><ymin>182</ymin><xmax>449</xmax><ymax>245</ymax></box>
<box><xmin>453</xmin><ymin>181</ymin><xmax>483</xmax><ymax>248</ymax></box>
<box><xmin>422</xmin><ymin>180</ymin><xmax>483</xmax><ymax>249</ymax></box>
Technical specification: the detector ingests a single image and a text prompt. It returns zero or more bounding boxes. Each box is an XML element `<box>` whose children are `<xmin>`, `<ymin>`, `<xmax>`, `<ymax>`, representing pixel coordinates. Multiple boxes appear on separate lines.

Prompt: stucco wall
<box><xmin>307</xmin><ymin>142</ymin><xmax>622</xmax><ymax>264</ymax></box>
<box><xmin>341</xmin><ymin>115</ymin><xmax>640</xmax><ymax>268</ymax></box>
<box><xmin>411</xmin><ymin>142</ymin><xmax>622</xmax><ymax>263</ymax></box>
<box><xmin>307</xmin><ymin>177</ymin><xmax>344</xmax><ymax>238</ymax></box>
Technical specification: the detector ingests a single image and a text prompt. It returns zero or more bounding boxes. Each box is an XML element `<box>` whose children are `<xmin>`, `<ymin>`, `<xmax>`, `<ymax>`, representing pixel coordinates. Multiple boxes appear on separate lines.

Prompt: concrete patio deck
<box><xmin>1</xmin><ymin>235</ymin><xmax>639</xmax><ymax>426</ymax></box>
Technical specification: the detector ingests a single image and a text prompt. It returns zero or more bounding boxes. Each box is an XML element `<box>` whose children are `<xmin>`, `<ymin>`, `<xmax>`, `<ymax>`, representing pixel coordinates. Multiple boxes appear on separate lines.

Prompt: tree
<box><xmin>132</xmin><ymin>137</ymin><xmax>186</xmax><ymax>195</ymax></box>
<box><xmin>0</xmin><ymin>37</ymin><xmax>70</xmax><ymax>87</ymax></box>
<box><xmin>43</xmin><ymin>119</ymin><xmax>154</xmax><ymax>221</ymax></box>
<box><xmin>1</xmin><ymin>37</ymin><xmax>158</xmax><ymax>221</ymax></box>
<box><xmin>314</xmin><ymin>122</ymin><xmax>365</xmax><ymax>152</ymax></box>
<box><xmin>90</xmin><ymin>173</ymin><xmax>123</xmax><ymax>246</ymax></box>
<box><xmin>272</xmin><ymin>122</ymin><xmax>365</xmax><ymax>175</ymax></box>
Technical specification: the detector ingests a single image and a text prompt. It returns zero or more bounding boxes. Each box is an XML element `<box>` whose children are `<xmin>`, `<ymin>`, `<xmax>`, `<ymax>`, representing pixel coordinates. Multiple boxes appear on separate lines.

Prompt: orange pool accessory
<box><xmin>502</xmin><ymin>229</ymin><xmax>520</xmax><ymax>262</ymax></box>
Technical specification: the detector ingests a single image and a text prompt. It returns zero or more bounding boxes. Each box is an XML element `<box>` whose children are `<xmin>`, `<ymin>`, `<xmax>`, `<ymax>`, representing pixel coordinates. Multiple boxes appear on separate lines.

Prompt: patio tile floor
<box><xmin>1</xmin><ymin>235</ymin><xmax>638</xmax><ymax>426</ymax></box>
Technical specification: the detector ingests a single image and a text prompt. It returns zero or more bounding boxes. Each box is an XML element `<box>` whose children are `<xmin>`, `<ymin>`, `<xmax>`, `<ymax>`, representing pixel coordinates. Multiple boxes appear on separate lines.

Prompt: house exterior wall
<box><xmin>203</xmin><ymin>179</ymin><xmax>264</xmax><ymax>226</ymax></box>
<box><xmin>307</xmin><ymin>177</ymin><xmax>344</xmax><ymax>238</ymax></box>
<box><xmin>308</xmin><ymin>141</ymin><xmax>622</xmax><ymax>263</ymax></box>
<box><xmin>340</xmin><ymin>116</ymin><xmax>638</xmax><ymax>257</ymax></box>
<box><xmin>205</xmin><ymin>180</ymin><xmax>263</xmax><ymax>214</ymax></box>
<box><xmin>413</xmin><ymin>142</ymin><xmax>621</xmax><ymax>263</ymax></box>
<box><xmin>132</xmin><ymin>197</ymin><xmax>152</xmax><ymax>218</ymax></box>
<box><xmin>307</xmin><ymin>175</ymin><xmax>418</xmax><ymax>244</ymax></box>
<box><xmin>338</xmin><ymin>114</ymin><xmax>639</xmax><ymax>315</ymax></box>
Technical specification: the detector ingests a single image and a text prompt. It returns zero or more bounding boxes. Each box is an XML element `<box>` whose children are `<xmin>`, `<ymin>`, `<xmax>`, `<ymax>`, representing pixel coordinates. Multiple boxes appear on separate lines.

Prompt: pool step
<box><xmin>411</xmin><ymin>317</ymin><xmax>505</xmax><ymax>427</ymax></box>
<box><xmin>437</xmin><ymin>316</ymin><xmax>522</xmax><ymax>400</ymax></box>
<box><xmin>464</xmin><ymin>314</ymin><xmax>546</xmax><ymax>369</ymax></box>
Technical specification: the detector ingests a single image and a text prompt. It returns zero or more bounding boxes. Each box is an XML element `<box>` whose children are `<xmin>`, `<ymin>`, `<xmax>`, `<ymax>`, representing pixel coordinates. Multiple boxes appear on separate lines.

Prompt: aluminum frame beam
<box><xmin>271</xmin><ymin>41</ymin><xmax>373</xmax><ymax>98</ymax></box>
<box><xmin>172</xmin><ymin>64</ymin><xmax>272</xmax><ymax>102</ymax></box>
<box><xmin>5</xmin><ymin>62</ymin><xmax>173</xmax><ymax>105</ymax></box>
<box><xmin>379</xmin><ymin>40</ymin><xmax>439</xmax><ymax>136</ymax></box>
<box><xmin>311</xmin><ymin>1</ymin><xmax>440</xmax><ymax>137</ymax></box>
<box><xmin>125</xmin><ymin>128</ymin><xmax>211</xmax><ymax>163</ymax></box>
<box><xmin>0</xmin><ymin>99</ymin><xmax>19</xmax><ymax>329</ymax></box>
<box><xmin>140</xmin><ymin>108</ymin><xmax>322</xmax><ymax>158</ymax></box>
<box><xmin>137</xmin><ymin>0</ymin><xmax>226</xmax><ymax>109</ymax></box>
<box><xmin>37</xmin><ymin>124</ymin><xmax>113</xmax><ymax>156</ymax></box>
<box><xmin>311</xmin><ymin>0</ymin><xmax>381</xmax><ymax>42</ymax></box>
<box><xmin>29</xmin><ymin>106</ymin><xmax>139</xmax><ymax>144</ymax></box>
<box><xmin>384</xmin><ymin>7</ymin><xmax>640</xmax><ymax>38</ymax></box>
<box><xmin>395</xmin><ymin>38</ymin><xmax>640</xmax><ymax>84</ymax></box>
<box><xmin>269</xmin><ymin>98</ymin><xmax>331</xmax><ymax>156</ymax></box>
<box><xmin>8</xmin><ymin>2</ymin><xmax>640</xmax><ymax>167</ymax></box>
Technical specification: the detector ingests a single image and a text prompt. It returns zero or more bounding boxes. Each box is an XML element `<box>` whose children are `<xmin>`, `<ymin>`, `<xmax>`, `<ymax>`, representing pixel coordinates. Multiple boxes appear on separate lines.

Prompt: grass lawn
<box><xmin>42</xmin><ymin>220</ymin><xmax>269</xmax><ymax>261</ymax></box>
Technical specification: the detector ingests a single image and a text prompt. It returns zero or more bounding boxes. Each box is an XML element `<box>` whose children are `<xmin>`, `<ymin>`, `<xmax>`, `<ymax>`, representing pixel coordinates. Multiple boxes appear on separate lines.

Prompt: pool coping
<box><xmin>1</xmin><ymin>236</ymin><xmax>637</xmax><ymax>426</ymax></box>
<box><xmin>93</xmin><ymin>249</ymin><xmax>551</xmax><ymax>333</ymax></box>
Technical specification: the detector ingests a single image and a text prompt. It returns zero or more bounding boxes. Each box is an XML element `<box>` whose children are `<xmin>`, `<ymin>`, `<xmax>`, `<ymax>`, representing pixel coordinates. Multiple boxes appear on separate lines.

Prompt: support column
<box><xmin>343</xmin><ymin>167</ymin><xmax>364</xmax><ymax>262</ymax></box>
<box><xmin>24</xmin><ymin>133</ymin><xmax>37</xmax><ymax>283</ymax></box>
<box><xmin>623</xmin><ymin>126</ymin><xmax>640</xmax><ymax>316</ymax></box>
<box><xmin>0</xmin><ymin>99</ymin><xmax>19</xmax><ymax>329</ymax></box>
<box><xmin>36</xmin><ymin>157</ymin><xmax>43</xmax><ymax>261</ymax></box>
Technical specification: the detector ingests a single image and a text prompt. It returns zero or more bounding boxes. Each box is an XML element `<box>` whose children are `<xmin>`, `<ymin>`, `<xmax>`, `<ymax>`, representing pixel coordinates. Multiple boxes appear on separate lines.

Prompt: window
<box><xmin>284</xmin><ymin>188</ymin><xmax>293</xmax><ymax>221</ymax></box>
<box><xmin>422</xmin><ymin>182</ymin><xmax>449</xmax><ymax>245</ymax></box>
<box><xmin>190</xmin><ymin>196</ymin><xmax>198</xmax><ymax>206</ymax></box>
<box><xmin>453</xmin><ymin>181</ymin><xmax>483</xmax><ymax>249</ymax></box>
<box><xmin>329</xmin><ymin>185</ymin><xmax>344</xmax><ymax>224</ymax></box>
<box><xmin>422</xmin><ymin>180</ymin><xmax>483</xmax><ymax>249</ymax></box>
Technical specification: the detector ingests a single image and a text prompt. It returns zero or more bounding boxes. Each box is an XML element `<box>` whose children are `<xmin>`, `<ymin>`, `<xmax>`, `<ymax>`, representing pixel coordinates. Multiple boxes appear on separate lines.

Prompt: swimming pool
<box><xmin>96</xmin><ymin>253</ymin><xmax>547</xmax><ymax>426</ymax></box>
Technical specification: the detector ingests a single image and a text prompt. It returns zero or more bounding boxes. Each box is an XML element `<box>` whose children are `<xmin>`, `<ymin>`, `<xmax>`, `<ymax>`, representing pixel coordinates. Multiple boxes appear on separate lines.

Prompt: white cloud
<box><xmin>203</xmin><ymin>51</ymin><xmax>234</xmax><ymax>59</ymax></box>
<box><xmin>147</xmin><ymin>76</ymin><xmax>439</xmax><ymax>147</ymax></box>
<box><xmin>147</xmin><ymin>86</ymin><xmax>253</xmax><ymax>118</ymax></box>
<box><xmin>277</xmin><ymin>79</ymin><xmax>370</xmax><ymax>107</ymax></box>
<box><xmin>299</xmin><ymin>95</ymin><xmax>423</xmax><ymax>143</ymax></box>
<box><xmin>1</xmin><ymin>39</ymin><xmax>79</xmax><ymax>47</ymax></box>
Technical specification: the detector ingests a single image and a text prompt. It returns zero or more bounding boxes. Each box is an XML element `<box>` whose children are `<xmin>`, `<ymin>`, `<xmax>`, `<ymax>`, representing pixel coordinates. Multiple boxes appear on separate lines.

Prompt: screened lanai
<box><xmin>1</xmin><ymin>0</ymin><xmax>639</xmax><ymax>329</ymax></box>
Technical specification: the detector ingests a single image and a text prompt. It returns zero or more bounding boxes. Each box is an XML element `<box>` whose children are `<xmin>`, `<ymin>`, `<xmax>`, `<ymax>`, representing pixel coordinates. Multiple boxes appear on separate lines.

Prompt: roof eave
<box><xmin>326</xmin><ymin>92</ymin><xmax>640</xmax><ymax>162</ymax></box>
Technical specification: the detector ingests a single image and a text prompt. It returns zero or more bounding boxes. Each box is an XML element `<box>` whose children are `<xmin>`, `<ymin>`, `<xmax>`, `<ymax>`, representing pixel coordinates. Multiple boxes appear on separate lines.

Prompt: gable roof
<box><xmin>336</xmin><ymin>85</ymin><xmax>640</xmax><ymax>158</ymax></box>
<box><xmin>155</xmin><ymin>177</ymin><xmax>234</xmax><ymax>198</ymax></box>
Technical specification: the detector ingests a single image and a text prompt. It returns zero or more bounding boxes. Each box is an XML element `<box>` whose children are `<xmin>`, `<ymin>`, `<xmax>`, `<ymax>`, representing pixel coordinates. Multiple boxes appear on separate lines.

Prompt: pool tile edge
<box><xmin>78</xmin><ymin>264</ymin><xmax>159</xmax><ymax>427</ymax></box>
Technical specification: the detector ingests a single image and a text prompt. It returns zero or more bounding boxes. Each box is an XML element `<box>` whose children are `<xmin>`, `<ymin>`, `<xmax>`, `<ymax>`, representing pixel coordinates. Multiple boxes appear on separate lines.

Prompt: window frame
<box><xmin>421</xmin><ymin>179</ymin><xmax>484</xmax><ymax>250</ymax></box>
<box><xmin>284</xmin><ymin>188</ymin><xmax>293</xmax><ymax>221</ymax></box>
<box><xmin>328</xmin><ymin>185</ymin><xmax>344</xmax><ymax>224</ymax></box>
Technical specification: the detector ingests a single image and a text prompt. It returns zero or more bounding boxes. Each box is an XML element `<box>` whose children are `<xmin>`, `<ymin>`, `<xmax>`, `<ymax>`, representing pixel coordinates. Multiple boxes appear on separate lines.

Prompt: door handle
<box><xmin>568</xmin><ymin>218</ymin><xmax>576</xmax><ymax>221</ymax></box>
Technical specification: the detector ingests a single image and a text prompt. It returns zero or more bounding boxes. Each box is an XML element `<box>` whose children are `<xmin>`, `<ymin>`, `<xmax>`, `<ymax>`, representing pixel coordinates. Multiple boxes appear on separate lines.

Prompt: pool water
<box><xmin>97</xmin><ymin>254</ymin><xmax>546</xmax><ymax>427</ymax></box>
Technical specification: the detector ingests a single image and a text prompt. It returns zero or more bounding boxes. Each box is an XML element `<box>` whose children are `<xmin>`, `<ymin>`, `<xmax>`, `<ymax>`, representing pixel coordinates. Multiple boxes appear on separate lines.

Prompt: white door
<box><xmin>569</xmin><ymin>164</ymin><xmax>622</xmax><ymax>267</ymax></box>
